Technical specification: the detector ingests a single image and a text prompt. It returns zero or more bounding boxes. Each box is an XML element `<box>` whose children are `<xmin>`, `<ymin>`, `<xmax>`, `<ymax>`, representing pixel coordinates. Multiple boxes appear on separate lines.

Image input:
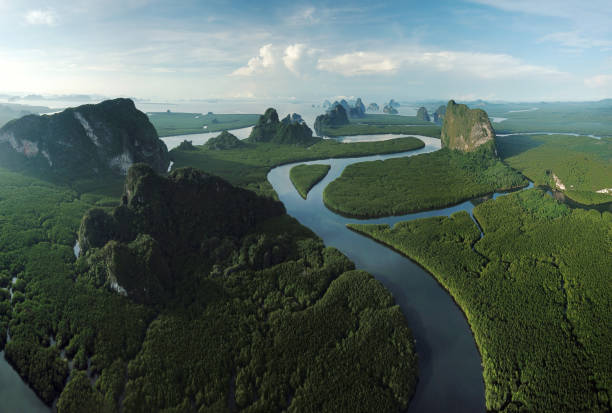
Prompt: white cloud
<box><xmin>317</xmin><ymin>52</ymin><xmax>398</xmax><ymax>76</ymax></box>
<box><xmin>539</xmin><ymin>31</ymin><xmax>612</xmax><ymax>51</ymax></box>
<box><xmin>287</xmin><ymin>7</ymin><xmax>319</xmax><ymax>25</ymax></box>
<box><xmin>25</xmin><ymin>9</ymin><xmax>57</xmax><ymax>26</ymax></box>
<box><xmin>316</xmin><ymin>49</ymin><xmax>563</xmax><ymax>80</ymax></box>
<box><xmin>584</xmin><ymin>74</ymin><xmax>612</xmax><ymax>88</ymax></box>
<box><xmin>232</xmin><ymin>44</ymin><xmax>276</xmax><ymax>76</ymax></box>
<box><xmin>283</xmin><ymin>44</ymin><xmax>319</xmax><ymax>75</ymax></box>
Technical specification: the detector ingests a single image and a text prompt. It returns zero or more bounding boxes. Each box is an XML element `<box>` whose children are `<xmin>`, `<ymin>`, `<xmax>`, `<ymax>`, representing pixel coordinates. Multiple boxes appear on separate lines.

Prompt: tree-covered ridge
<box><xmin>348</xmin><ymin>189</ymin><xmax>612</xmax><ymax>412</ymax></box>
<box><xmin>170</xmin><ymin>136</ymin><xmax>425</xmax><ymax>198</ymax></box>
<box><xmin>204</xmin><ymin>130</ymin><xmax>245</xmax><ymax>150</ymax></box>
<box><xmin>416</xmin><ymin>107</ymin><xmax>430</xmax><ymax>122</ymax></box>
<box><xmin>0</xmin><ymin>164</ymin><xmax>419</xmax><ymax>412</ymax></box>
<box><xmin>498</xmin><ymin>134</ymin><xmax>612</xmax><ymax>205</ymax></box>
<box><xmin>78</xmin><ymin>164</ymin><xmax>284</xmax><ymax>304</ymax></box>
<box><xmin>323</xmin><ymin>147</ymin><xmax>527</xmax><ymax>218</ymax></box>
<box><xmin>148</xmin><ymin>112</ymin><xmax>259</xmax><ymax>137</ymax></box>
<box><xmin>247</xmin><ymin>108</ymin><xmax>316</xmax><ymax>145</ymax></box>
<box><xmin>441</xmin><ymin>100</ymin><xmax>496</xmax><ymax>154</ymax></box>
<box><xmin>0</xmin><ymin>98</ymin><xmax>169</xmax><ymax>177</ymax></box>
<box><xmin>314</xmin><ymin>104</ymin><xmax>349</xmax><ymax>135</ymax></box>
<box><xmin>289</xmin><ymin>164</ymin><xmax>331</xmax><ymax>199</ymax></box>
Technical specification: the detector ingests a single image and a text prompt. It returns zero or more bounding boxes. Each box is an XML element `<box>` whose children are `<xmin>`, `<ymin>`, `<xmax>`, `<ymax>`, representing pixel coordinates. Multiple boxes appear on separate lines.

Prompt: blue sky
<box><xmin>0</xmin><ymin>0</ymin><xmax>611</xmax><ymax>101</ymax></box>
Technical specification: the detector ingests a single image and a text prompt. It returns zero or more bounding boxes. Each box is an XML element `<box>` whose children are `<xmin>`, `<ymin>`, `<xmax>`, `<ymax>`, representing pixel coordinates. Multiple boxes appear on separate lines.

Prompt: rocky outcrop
<box><xmin>349</xmin><ymin>98</ymin><xmax>366</xmax><ymax>118</ymax></box>
<box><xmin>441</xmin><ymin>100</ymin><xmax>496</xmax><ymax>154</ymax></box>
<box><xmin>387</xmin><ymin>99</ymin><xmax>400</xmax><ymax>108</ymax></box>
<box><xmin>204</xmin><ymin>131</ymin><xmax>245</xmax><ymax>150</ymax></box>
<box><xmin>314</xmin><ymin>105</ymin><xmax>349</xmax><ymax>135</ymax></box>
<box><xmin>0</xmin><ymin>98</ymin><xmax>169</xmax><ymax>176</ymax></box>
<box><xmin>248</xmin><ymin>108</ymin><xmax>314</xmax><ymax>145</ymax></box>
<box><xmin>78</xmin><ymin>164</ymin><xmax>285</xmax><ymax>304</ymax></box>
<box><xmin>367</xmin><ymin>103</ymin><xmax>379</xmax><ymax>112</ymax></box>
<box><xmin>383</xmin><ymin>105</ymin><xmax>398</xmax><ymax>114</ymax></box>
<box><xmin>433</xmin><ymin>105</ymin><xmax>446</xmax><ymax>123</ymax></box>
<box><xmin>416</xmin><ymin>107</ymin><xmax>430</xmax><ymax>122</ymax></box>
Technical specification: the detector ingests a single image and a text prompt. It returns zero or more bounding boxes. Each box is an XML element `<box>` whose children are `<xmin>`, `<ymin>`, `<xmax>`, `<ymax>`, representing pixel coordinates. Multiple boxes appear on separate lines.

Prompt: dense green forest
<box><xmin>350</xmin><ymin>114</ymin><xmax>431</xmax><ymax>126</ymax></box>
<box><xmin>348</xmin><ymin>189</ymin><xmax>611</xmax><ymax>412</ymax></box>
<box><xmin>289</xmin><ymin>164</ymin><xmax>331</xmax><ymax>199</ymax></box>
<box><xmin>0</xmin><ymin>164</ymin><xmax>419</xmax><ymax>412</ymax></box>
<box><xmin>498</xmin><ymin>134</ymin><xmax>612</xmax><ymax>205</ymax></box>
<box><xmin>148</xmin><ymin>112</ymin><xmax>259</xmax><ymax>137</ymax></box>
<box><xmin>170</xmin><ymin>136</ymin><xmax>425</xmax><ymax>198</ymax></box>
<box><xmin>484</xmin><ymin>100</ymin><xmax>612</xmax><ymax>137</ymax></box>
<box><xmin>323</xmin><ymin>148</ymin><xmax>527</xmax><ymax>217</ymax></box>
<box><xmin>317</xmin><ymin>123</ymin><xmax>441</xmax><ymax>138</ymax></box>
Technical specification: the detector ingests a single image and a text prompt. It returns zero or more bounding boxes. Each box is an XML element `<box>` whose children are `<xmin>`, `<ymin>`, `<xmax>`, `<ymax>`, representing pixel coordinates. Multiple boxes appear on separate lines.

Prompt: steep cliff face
<box><xmin>416</xmin><ymin>107</ymin><xmax>430</xmax><ymax>122</ymax></box>
<box><xmin>248</xmin><ymin>108</ymin><xmax>314</xmax><ymax>145</ymax></box>
<box><xmin>314</xmin><ymin>105</ymin><xmax>349</xmax><ymax>135</ymax></box>
<box><xmin>0</xmin><ymin>98</ymin><xmax>169</xmax><ymax>176</ymax></box>
<box><xmin>441</xmin><ymin>100</ymin><xmax>496</xmax><ymax>154</ymax></box>
<box><xmin>78</xmin><ymin>164</ymin><xmax>285</xmax><ymax>304</ymax></box>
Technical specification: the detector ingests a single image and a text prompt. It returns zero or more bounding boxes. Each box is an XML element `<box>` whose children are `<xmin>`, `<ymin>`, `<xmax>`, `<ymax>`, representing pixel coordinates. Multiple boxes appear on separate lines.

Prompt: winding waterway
<box><xmin>267</xmin><ymin>136</ymin><xmax>539</xmax><ymax>412</ymax></box>
<box><xmin>1</xmin><ymin>128</ymin><xmax>606</xmax><ymax>412</ymax></box>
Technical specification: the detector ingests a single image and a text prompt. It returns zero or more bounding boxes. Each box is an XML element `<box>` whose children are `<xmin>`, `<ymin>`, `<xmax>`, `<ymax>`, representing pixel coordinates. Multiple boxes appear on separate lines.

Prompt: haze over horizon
<box><xmin>1</xmin><ymin>0</ymin><xmax>611</xmax><ymax>102</ymax></box>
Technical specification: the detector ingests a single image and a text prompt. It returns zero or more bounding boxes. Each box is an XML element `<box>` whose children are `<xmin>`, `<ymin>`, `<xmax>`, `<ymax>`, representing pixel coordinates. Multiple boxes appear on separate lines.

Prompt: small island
<box><xmin>289</xmin><ymin>164</ymin><xmax>331</xmax><ymax>199</ymax></box>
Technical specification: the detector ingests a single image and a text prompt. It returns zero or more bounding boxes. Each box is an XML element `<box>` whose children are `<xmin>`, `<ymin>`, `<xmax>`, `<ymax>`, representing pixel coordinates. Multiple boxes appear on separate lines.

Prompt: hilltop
<box><xmin>247</xmin><ymin>108</ymin><xmax>315</xmax><ymax>145</ymax></box>
<box><xmin>441</xmin><ymin>100</ymin><xmax>496</xmax><ymax>154</ymax></box>
<box><xmin>0</xmin><ymin>98</ymin><xmax>169</xmax><ymax>177</ymax></box>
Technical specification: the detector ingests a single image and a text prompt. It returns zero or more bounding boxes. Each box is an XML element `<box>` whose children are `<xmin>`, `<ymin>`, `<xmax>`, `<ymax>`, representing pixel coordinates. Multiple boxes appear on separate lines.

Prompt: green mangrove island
<box><xmin>171</xmin><ymin>110</ymin><xmax>424</xmax><ymax>198</ymax></box>
<box><xmin>498</xmin><ymin>133</ymin><xmax>612</xmax><ymax>205</ymax></box>
<box><xmin>0</xmin><ymin>100</ymin><xmax>424</xmax><ymax>413</ymax></box>
<box><xmin>323</xmin><ymin>101</ymin><xmax>526</xmax><ymax>217</ymax></box>
<box><xmin>148</xmin><ymin>112</ymin><xmax>259</xmax><ymax>137</ymax></box>
<box><xmin>348</xmin><ymin>189</ymin><xmax>611</xmax><ymax>412</ymax></box>
<box><xmin>289</xmin><ymin>164</ymin><xmax>331</xmax><ymax>199</ymax></box>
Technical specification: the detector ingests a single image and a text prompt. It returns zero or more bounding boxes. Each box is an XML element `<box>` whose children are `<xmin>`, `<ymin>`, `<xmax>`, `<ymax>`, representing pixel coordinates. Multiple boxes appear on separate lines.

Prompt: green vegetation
<box><xmin>248</xmin><ymin>108</ymin><xmax>316</xmax><ymax>145</ymax></box>
<box><xmin>289</xmin><ymin>164</ymin><xmax>331</xmax><ymax>199</ymax></box>
<box><xmin>318</xmin><ymin>123</ymin><xmax>441</xmax><ymax>138</ymax></box>
<box><xmin>348</xmin><ymin>189</ymin><xmax>612</xmax><ymax>412</ymax></box>
<box><xmin>483</xmin><ymin>100</ymin><xmax>612</xmax><ymax>137</ymax></box>
<box><xmin>0</xmin><ymin>98</ymin><xmax>169</xmax><ymax>177</ymax></box>
<box><xmin>314</xmin><ymin>105</ymin><xmax>349</xmax><ymax>135</ymax></box>
<box><xmin>323</xmin><ymin>148</ymin><xmax>527</xmax><ymax>217</ymax></box>
<box><xmin>441</xmin><ymin>100</ymin><xmax>495</xmax><ymax>153</ymax></box>
<box><xmin>498</xmin><ymin>134</ymin><xmax>612</xmax><ymax>205</ymax></box>
<box><xmin>0</xmin><ymin>159</ymin><xmax>419</xmax><ymax>412</ymax></box>
<box><xmin>171</xmin><ymin>137</ymin><xmax>425</xmax><ymax>198</ymax></box>
<box><xmin>74</xmin><ymin>165</ymin><xmax>418</xmax><ymax>412</ymax></box>
<box><xmin>350</xmin><ymin>113</ymin><xmax>432</xmax><ymax>126</ymax></box>
<box><xmin>416</xmin><ymin>107</ymin><xmax>430</xmax><ymax>122</ymax></box>
<box><xmin>204</xmin><ymin>130</ymin><xmax>245</xmax><ymax>150</ymax></box>
<box><xmin>147</xmin><ymin>112</ymin><xmax>259</xmax><ymax>137</ymax></box>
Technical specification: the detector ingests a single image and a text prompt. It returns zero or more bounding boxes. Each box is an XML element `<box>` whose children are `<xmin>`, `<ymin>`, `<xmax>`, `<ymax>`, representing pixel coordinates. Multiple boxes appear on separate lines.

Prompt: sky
<box><xmin>0</xmin><ymin>0</ymin><xmax>611</xmax><ymax>102</ymax></box>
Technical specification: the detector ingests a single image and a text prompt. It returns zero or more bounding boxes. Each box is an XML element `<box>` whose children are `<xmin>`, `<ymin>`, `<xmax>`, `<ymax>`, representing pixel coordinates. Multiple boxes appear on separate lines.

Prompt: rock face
<box><xmin>383</xmin><ymin>105</ymin><xmax>398</xmax><ymax>114</ymax></box>
<box><xmin>441</xmin><ymin>100</ymin><xmax>496</xmax><ymax>154</ymax></box>
<box><xmin>433</xmin><ymin>105</ymin><xmax>446</xmax><ymax>123</ymax></box>
<box><xmin>367</xmin><ymin>103</ymin><xmax>379</xmax><ymax>112</ymax></box>
<box><xmin>204</xmin><ymin>131</ymin><xmax>245</xmax><ymax>150</ymax></box>
<box><xmin>78</xmin><ymin>164</ymin><xmax>285</xmax><ymax>304</ymax></box>
<box><xmin>387</xmin><ymin>99</ymin><xmax>400</xmax><ymax>108</ymax></box>
<box><xmin>314</xmin><ymin>105</ymin><xmax>349</xmax><ymax>135</ymax></box>
<box><xmin>248</xmin><ymin>108</ymin><xmax>314</xmax><ymax>145</ymax></box>
<box><xmin>416</xmin><ymin>107</ymin><xmax>430</xmax><ymax>122</ymax></box>
<box><xmin>349</xmin><ymin>98</ymin><xmax>366</xmax><ymax>118</ymax></box>
<box><xmin>0</xmin><ymin>98</ymin><xmax>169</xmax><ymax>176</ymax></box>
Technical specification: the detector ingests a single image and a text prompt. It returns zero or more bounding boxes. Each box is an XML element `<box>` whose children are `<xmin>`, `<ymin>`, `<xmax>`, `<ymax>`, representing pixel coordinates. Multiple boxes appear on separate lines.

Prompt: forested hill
<box><xmin>0</xmin><ymin>98</ymin><xmax>169</xmax><ymax>177</ymax></box>
<box><xmin>441</xmin><ymin>100</ymin><xmax>496</xmax><ymax>154</ymax></box>
<box><xmin>78</xmin><ymin>164</ymin><xmax>285</xmax><ymax>304</ymax></box>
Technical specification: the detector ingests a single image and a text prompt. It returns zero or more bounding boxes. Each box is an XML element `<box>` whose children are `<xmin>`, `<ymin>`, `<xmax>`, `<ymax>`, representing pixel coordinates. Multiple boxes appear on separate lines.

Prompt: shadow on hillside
<box><xmin>496</xmin><ymin>134</ymin><xmax>544</xmax><ymax>159</ymax></box>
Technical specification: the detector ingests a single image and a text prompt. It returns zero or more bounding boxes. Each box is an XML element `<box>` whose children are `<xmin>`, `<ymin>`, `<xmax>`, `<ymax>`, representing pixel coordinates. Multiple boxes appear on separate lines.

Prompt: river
<box><xmin>1</xmin><ymin>127</ymin><xmax>603</xmax><ymax>412</ymax></box>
